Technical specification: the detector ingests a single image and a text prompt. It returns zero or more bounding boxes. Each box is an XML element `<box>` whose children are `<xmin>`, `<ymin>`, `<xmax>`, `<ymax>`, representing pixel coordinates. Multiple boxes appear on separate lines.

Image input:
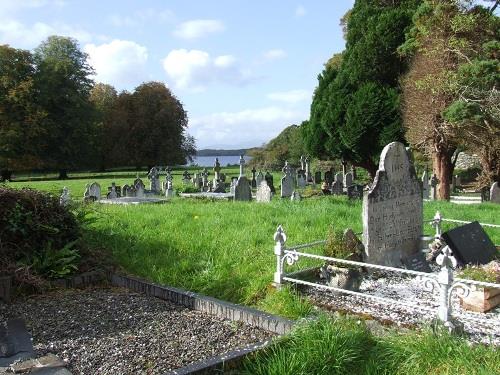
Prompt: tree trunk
<box><xmin>432</xmin><ymin>149</ymin><xmax>454</xmax><ymax>200</ymax></box>
<box><xmin>58</xmin><ymin>169</ymin><xmax>68</xmax><ymax>180</ymax></box>
<box><xmin>0</xmin><ymin>169</ymin><xmax>12</xmax><ymax>181</ymax></box>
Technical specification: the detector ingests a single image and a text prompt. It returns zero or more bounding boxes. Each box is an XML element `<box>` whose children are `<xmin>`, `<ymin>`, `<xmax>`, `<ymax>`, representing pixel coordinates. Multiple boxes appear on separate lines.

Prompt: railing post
<box><xmin>435</xmin><ymin>245</ymin><xmax>457</xmax><ymax>323</ymax></box>
<box><xmin>273</xmin><ymin>225</ymin><xmax>287</xmax><ymax>287</ymax></box>
<box><xmin>431</xmin><ymin>211</ymin><xmax>442</xmax><ymax>238</ymax></box>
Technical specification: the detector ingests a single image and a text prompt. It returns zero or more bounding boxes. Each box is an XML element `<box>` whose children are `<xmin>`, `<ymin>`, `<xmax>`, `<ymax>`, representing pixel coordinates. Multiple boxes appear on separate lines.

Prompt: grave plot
<box><xmin>0</xmin><ymin>288</ymin><xmax>275</xmax><ymax>375</ymax></box>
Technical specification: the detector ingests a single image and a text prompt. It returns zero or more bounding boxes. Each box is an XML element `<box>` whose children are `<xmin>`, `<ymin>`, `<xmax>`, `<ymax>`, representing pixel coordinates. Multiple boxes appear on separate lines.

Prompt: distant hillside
<box><xmin>197</xmin><ymin>149</ymin><xmax>248</xmax><ymax>157</ymax></box>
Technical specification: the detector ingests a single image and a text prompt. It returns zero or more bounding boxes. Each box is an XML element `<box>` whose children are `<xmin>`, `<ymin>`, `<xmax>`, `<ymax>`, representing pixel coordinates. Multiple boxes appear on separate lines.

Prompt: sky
<box><xmin>0</xmin><ymin>0</ymin><xmax>353</xmax><ymax>149</ymax></box>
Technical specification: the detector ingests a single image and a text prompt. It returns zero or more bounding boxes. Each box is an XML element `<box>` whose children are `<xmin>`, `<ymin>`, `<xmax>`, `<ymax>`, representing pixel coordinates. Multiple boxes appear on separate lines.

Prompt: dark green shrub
<box><xmin>0</xmin><ymin>187</ymin><xmax>80</xmax><ymax>266</ymax></box>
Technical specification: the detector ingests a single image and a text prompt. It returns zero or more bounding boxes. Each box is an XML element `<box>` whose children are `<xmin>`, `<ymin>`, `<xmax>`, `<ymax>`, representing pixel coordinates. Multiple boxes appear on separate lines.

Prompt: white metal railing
<box><xmin>273</xmin><ymin>212</ymin><xmax>500</xmax><ymax>331</ymax></box>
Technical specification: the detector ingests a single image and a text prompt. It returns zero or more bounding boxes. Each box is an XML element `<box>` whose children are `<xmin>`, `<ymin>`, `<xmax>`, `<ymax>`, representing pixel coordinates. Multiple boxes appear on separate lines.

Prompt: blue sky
<box><xmin>0</xmin><ymin>0</ymin><xmax>353</xmax><ymax>149</ymax></box>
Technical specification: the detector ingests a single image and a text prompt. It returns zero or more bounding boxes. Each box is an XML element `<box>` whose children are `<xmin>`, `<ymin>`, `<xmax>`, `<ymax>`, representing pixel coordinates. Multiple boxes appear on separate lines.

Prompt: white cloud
<box><xmin>263</xmin><ymin>49</ymin><xmax>287</xmax><ymax>61</ymax></box>
<box><xmin>295</xmin><ymin>5</ymin><xmax>306</xmax><ymax>17</ymax></box>
<box><xmin>84</xmin><ymin>40</ymin><xmax>148</xmax><ymax>90</ymax></box>
<box><xmin>162</xmin><ymin>49</ymin><xmax>254</xmax><ymax>91</ymax></box>
<box><xmin>173</xmin><ymin>19</ymin><xmax>224</xmax><ymax>40</ymax></box>
<box><xmin>267</xmin><ymin>89</ymin><xmax>310</xmax><ymax>104</ymax></box>
<box><xmin>0</xmin><ymin>19</ymin><xmax>92</xmax><ymax>49</ymax></box>
<box><xmin>189</xmin><ymin>106</ymin><xmax>307</xmax><ymax>148</ymax></box>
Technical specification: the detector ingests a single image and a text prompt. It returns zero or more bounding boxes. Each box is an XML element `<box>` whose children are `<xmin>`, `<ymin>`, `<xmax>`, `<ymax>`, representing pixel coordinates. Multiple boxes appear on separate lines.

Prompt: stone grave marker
<box><xmin>107</xmin><ymin>183</ymin><xmax>118</xmax><ymax>199</ymax></box>
<box><xmin>256</xmin><ymin>171</ymin><xmax>264</xmax><ymax>188</ymax></box>
<box><xmin>265</xmin><ymin>172</ymin><xmax>276</xmax><ymax>193</ymax></box>
<box><xmin>442</xmin><ymin>222</ymin><xmax>497</xmax><ymax>265</ymax></box>
<box><xmin>281</xmin><ymin>161</ymin><xmax>294</xmax><ymax>198</ymax></box>
<box><xmin>324</xmin><ymin>170</ymin><xmax>333</xmax><ymax>185</ymax></box>
<box><xmin>121</xmin><ymin>184</ymin><xmax>130</xmax><ymax>197</ymax></box>
<box><xmin>331</xmin><ymin>173</ymin><xmax>343</xmax><ymax>195</ymax></box>
<box><xmin>344</xmin><ymin>171</ymin><xmax>353</xmax><ymax>188</ymax></box>
<box><xmin>147</xmin><ymin>167</ymin><xmax>161</xmax><ymax>193</ymax></box>
<box><xmin>402</xmin><ymin>252</ymin><xmax>431</xmax><ymax>272</ymax></box>
<box><xmin>251</xmin><ymin>167</ymin><xmax>257</xmax><ymax>188</ymax></box>
<box><xmin>165</xmin><ymin>180</ymin><xmax>174</xmax><ymax>198</ymax></box>
<box><xmin>314</xmin><ymin>171</ymin><xmax>322</xmax><ymax>184</ymax></box>
<box><xmin>305</xmin><ymin>156</ymin><xmax>312</xmax><ymax>182</ymax></box>
<box><xmin>291</xmin><ymin>190</ymin><xmax>301</xmax><ymax>201</ymax></box>
<box><xmin>234</xmin><ymin>177</ymin><xmax>252</xmax><ymax>201</ymax></box>
<box><xmin>230</xmin><ymin>179</ymin><xmax>237</xmax><ymax>195</ymax></box>
<box><xmin>59</xmin><ymin>187</ymin><xmax>70</xmax><ymax>206</ymax></box>
<box><xmin>362</xmin><ymin>141</ymin><xmax>423</xmax><ymax>267</ymax></box>
<box><xmin>135</xmin><ymin>180</ymin><xmax>145</xmax><ymax>198</ymax></box>
<box><xmin>256</xmin><ymin>180</ymin><xmax>272</xmax><ymax>202</ymax></box>
<box><xmin>296</xmin><ymin>171</ymin><xmax>306</xmax><ymax>189</ymax></box>
<box><xmin>212</xmin><ymin>180</ymin><xmax>226</xmax><ymax>193</ymax></box>
<box><xmin>84</xmin><ymin>182</ymin><xmax>101</xmax><ymax>202</ymax></box>
<box><xmin>182</xmin><ymin>170</ymin><xmax>191</xmax><ymax>185</ymax></box>
<box><xmin>421</xmin><ymin>170</ymin><xmax>429</xmax><ymax>199</ymax></box>
<box><xmin>490</xmin><ymin>182</ymin><xmax>500</xmax><ymax>203</ymax></box>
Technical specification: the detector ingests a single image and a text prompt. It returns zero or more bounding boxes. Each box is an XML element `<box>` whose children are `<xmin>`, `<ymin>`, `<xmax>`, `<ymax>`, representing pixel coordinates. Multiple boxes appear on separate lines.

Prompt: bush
<box><xmin>0</xmin><ymin>187</ymin><xmax>80</xmax><ymax>275</ymax></box>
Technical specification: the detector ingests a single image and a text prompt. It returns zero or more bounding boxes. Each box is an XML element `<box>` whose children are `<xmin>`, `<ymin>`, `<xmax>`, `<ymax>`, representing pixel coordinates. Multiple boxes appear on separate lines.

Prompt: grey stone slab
<box><xmin>362</xmin><ymin>142</ymin><xmax>422</xmax><ymax>267</ymax></box>
<box><xmin>490</xmin><ymin>182</ymin><xmax>500</xmax><ymax>203</ymax></box>
<box><xmin>0</xmin><ymin>319</ymin><xmax>35</xmax><ymax>367</ymax></box>
<box><xmin>402</xmin><ymin>252</ymin><xmax>431</xmax><ymax>273</ymax></box>
<box><xmin>234</xmin><ymin>176</ymin><xmax>252</xmax><ymax>201</ymax></box>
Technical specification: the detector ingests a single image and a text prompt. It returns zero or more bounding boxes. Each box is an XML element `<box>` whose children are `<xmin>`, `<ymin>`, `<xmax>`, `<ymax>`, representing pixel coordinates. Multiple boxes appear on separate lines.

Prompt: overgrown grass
<box><xmin>242</xmin><ymin>315</ymin><xmax>500</xmax><ymax>375</ymax></box>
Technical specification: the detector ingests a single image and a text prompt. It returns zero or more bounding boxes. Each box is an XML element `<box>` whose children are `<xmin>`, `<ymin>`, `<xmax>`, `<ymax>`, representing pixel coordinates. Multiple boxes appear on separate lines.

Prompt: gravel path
<box><xmin>305</xmin><ymin>271</ymin><xmax>500</xmax><ymax>345</ymax></box>
<box><xmin>0</xmin><ymin>287</ymin><xmax>274</xmax><ymax>374</ymax></box>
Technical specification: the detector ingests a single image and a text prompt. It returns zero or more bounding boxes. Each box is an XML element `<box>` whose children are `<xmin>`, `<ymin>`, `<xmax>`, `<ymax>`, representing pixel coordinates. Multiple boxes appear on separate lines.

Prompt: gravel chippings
<box><xmin>0</xmin><ymin>287</ymin><xmax>275</xmax><ymax>374</ymax></box>
<box><xmin>305</xmin><ymin>271</ymin><xmax>500</xmax><ymax>346</ymax></box>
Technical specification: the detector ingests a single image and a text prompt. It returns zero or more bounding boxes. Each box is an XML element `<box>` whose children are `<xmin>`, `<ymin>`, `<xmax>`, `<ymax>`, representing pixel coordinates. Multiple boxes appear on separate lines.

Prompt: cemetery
<box><xmin>1</xmin><ymin>1</ymin><xmax>499</xmax><ymax>374</ymax></box>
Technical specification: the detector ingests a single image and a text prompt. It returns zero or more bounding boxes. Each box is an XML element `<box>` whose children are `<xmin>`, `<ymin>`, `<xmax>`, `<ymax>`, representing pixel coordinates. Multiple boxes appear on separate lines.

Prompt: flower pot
<box><xmin>460</xmin><ymin>286</ymin><xmax>500</xmax><ymax>313</ymax></box>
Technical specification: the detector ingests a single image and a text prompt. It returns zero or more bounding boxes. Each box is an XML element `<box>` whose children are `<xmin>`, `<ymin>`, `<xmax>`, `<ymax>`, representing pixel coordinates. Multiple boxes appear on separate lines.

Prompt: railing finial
<box><xmin>274</xmin><ymin>225</ymin><xmax>287</xmax><ymax>245</ymax></box>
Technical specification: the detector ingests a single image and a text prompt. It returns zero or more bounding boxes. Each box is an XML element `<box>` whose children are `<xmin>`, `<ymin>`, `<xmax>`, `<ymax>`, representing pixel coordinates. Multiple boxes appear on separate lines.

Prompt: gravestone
<box><xmin>296</xmin><ymin>172</ymin><xmax>306</xmax><ymax>188</ymax></box>
<box><xmin>281</xmin><ymin>161</ymin><xmax>294</xmax><ymax>198</ymax></box>
<box><xmin>133</xmin><ymin>178</ymin><xmax>144</xmax><ymax>187</ymax></box>
<box><xmin>305</xmin><ymin>157</ymin><xmax>312</xmax><ymax>182</ymax></box>
<box><xmin>331</xmin><ymin>173</ymin><xmax>343</xmax><ymax>195</ymax></box>
<box><xmin>314</xmin><ymin>171</ymin><xmax>322</xmax><ymax>184</ymax></box>
<box><xmin>165</xmin><ymin>180</ymin><xmax>174</xmax><ymax>198</ymax></box>
<box><xmin>213</xmin><ymin>158</ymin><xmax>221</xmax><ymax>181</ymax></box>
<box><xmin>59</xmin><ymin>187</ymin><xmax>70</xmax><ymax>207</ymax></box>
<box><xmin>265</xmin><ymin>172</ymin><xmax>276</xmax><ymax>193</ymax></box>
<box><xmin>182</xmin><ymin>170</ymin><xmax>191</xmax><ymax>185</ymax></box>
<box><xmin>122</xmin><ymin>185</ymin><xmax>130</xmax><ymax>197</ymax></box>
<box><xmin>0</xmin><ymin>319</ymin><xmax>35</xmax><ymax>367</ymax></box>
<box><xmin>321</xmin><ymin>181</ymin><xmax>331</xmax><ymax>195</ymax></box>
<box><xmin>344</xmin><ymin>171</ymin><xmax>353</xmax><ymax>188</ymax></box>
<box><xmin>84</xmin><ymin>182</ymin><xmax>101</xmax><ymax>202</ymax></box>
<box><xmin>421</xmin><ymin>170</ymin><xmax>429</xmax><ymax>199</ymax></box>
<box><xmin>442</xmin><ymin>222</ymin><xmax>497</xmax><ymax>265</ymax></box>
<box><xmin>347</xmin><ymin>184</ymin><xmax>364</xmax><ymax>200</ymax></box>
<box><xmin>362</xmin><ymin>141</ymin><xmax>423</xmax><ymax>267</ymax></box>
<box><xmin>490</xmin><ymin>182</ymin><xmax>500</xmax><ymax>203</ymax></box>
<box><xmin>430</xmin><ymin>173</ymin><xmax>439</xmax><ymax>200</ymax></box>
<box><xmin>229</xmin><ymin>178</ymin><xmax>237</xmax><ymax>195</ymax></box>
<box><xmin>135</xmin><ymin>180</ymin><xmax>145</xmax><ymax>198</ymax></box>
<box><xmin>324</xmin><ymin>170</ymin><xmax>333</xmax><ymax>185</ymax></box>
<box><xmin>234</xmin><ymin>177</ymin><xmax>252</xmax><ymax>201</ymax></box>
<box><xmin>107</xmin><ymin>183</ymin><xmax>118</xmax><ymax>199</ymax></box>
<box><xmin>481</xmin><ymin>186</ymin><xmax>490</xmax><ymax>202</ymax></box>
<box><xmin>291</xmin><ymin>190</ymin><xmax>301</xmax><ymax>201</ymax></box>
<box><xmin>256</xmin><ymin>180</ymin><xmax>272</xmax><ymax>202</ymax></box>
<box><xmin>212</xmin><ymin>180</ymin><xmax>226</xmax><ymax>193</ymax></box>
<box><xmin>147</xmin><ymin>167</ymin><xmax>161</xmax><ymax>193</ymax></box>
<box><xmin>256</xmin><ymin>171</ymin><xmax>264</xmax><ymax>188</ymax></box>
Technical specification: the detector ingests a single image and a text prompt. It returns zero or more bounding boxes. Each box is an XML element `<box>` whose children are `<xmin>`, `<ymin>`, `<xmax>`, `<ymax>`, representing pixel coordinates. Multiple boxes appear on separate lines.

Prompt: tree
<box><xmin>304</xmin><ymin>1</ymin><xmax>419</xmax><ymax>178</ymax></box>
<box><xmin>33</xmin><ymin>36</ymin><xmax>96</xmax><ymax>179</ymax></box>
<box><xmin>89</xmin><ymin>83</ymin><xmax>117</xmax><ymax>170</ymax></box>
<box><xmin>400</xmin><ymin>0</ymin><xmax>499</xmax><ymax>198</ymax></box>
<box><xmin>106</xmin><ymin>82</ymin><xmax>195</xmax><ymax>168</ymax></box>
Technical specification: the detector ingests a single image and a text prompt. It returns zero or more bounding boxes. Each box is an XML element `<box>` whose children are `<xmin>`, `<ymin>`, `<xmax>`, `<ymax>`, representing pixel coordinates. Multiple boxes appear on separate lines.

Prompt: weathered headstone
<box><xmin>84</xmin><ymin>182</ymin><xmax>101</xmax><ymax>202</ymax></box>
<box><xmin>296</xmin><ymin>172</ymin><xmax>306</xmax><ymax>188</ymax></box>
<box><xmin>331</xmin><ymin>173</ymin><xmax>343</xmax><ymax>195</ymax></box>
<box><xmin>362</xmin><ymin>141</ymin><xmax>423</xmax><ymax>267</ymax></box>
<box><xmin>324</xmin><ymin>170</ymin><xmax>333</xmax><ymax>185</ymax></box>
<box><xmin>490</xmin><ymin>182</ymin><xmax>500</xmax><ymax>203</ymax></box>
<box><xmin>421</xmin><ymin>170</ymin><xmax>429</xmax><ymax>199</ymax></box>
<box><xmin>238</xmin><ymin>155</ymin><xmax>246</xmax><ymax>177</ymax></box>
<box><xmin>256</xmin><ymin>171</ymin><xmax>264</xmax><ymax>188</ymax></box>
<box><xmin>314</xmin><ymin>171</ymin><xmax>322</xmax><ymax>184</ymax></box>
<box><xmin>147</xmin><ymin>167</ymin><xmax>161</xmax><ymax>193</ymax></box>
<box><xmin>442</xmin><ymin>222</ymin><xmax>497</xmax><ymax>265</ymax></box>
<box><xmin>234</xmin><ymin>177</ymin><xmax>252</xmax><ymax>201</ymax></box>
<box><xmin>212</xmin><ymin>180</ymin><xmax>226</xmax><ymax>193</ymax></box>
<box><xmin>165</xmin><ymin>180</ymin><xmax>174</xmax><ymax>198</ymax></box>
<box><xmin>182</xmin><ymin>170</ymin><xmax>191</xmax><ymax>185</ymax></box>
<box><xmin>291</xmin><ymin>190</ymin><xmax>301</xmax><ymax>201</ymax></box>
<box><xmin>121</xmin><ymin>184</ymin><xmax>130</xmax><ymax>197</ymax></box>
<box><xmin>430</xmin><ymin>173</ymin><xmax>439</xmax><ymax>200</ymax></box>
<box><xmin>59</xmin><ymin>187</ymin><xmax>70</xmax><ymax>206</ymax></box>
<box><xmin>256</xmin><ymin>180</ymin><xmax>272</xmax><ymax>202</ymax></box>
<box><xmin>135</xmin><ymin>180</ymin><xmax>145</xmax><ymax>198</ymax></box>
<box><xmin>213</xmin><ymin>158</ymin><xmax>221</xmax><ymax>181</ymax></box>
<box><xmin>265</xmin><ymin>172</ymin><xmax>276</xmax><ymax>193</ymax></box>
<box><xmin>281</xmin><ymin>161</ymin><xmax>294</xmax><ymax>198</ymax></box>
<box><xmin>107</xmin><ymin>183</ymin><xmax>118</xmax><ymax>199</ymax></box>
<box><xmin>344</xmin><ymin>171</ymin><xmax>353</xmax><ymax>188</ymax></box>
<box><xmin>251</xmin><ymin>167</ymin><xmax>257</xmax><ymax>188</ymax></box>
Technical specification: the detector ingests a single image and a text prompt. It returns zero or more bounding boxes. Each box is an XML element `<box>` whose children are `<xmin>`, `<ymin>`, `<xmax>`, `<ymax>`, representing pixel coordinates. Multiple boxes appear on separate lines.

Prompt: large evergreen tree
<box><xmin>304</xmin><ymin>0</ymin><xmax>420</xmax><ymax>177</ymax></box>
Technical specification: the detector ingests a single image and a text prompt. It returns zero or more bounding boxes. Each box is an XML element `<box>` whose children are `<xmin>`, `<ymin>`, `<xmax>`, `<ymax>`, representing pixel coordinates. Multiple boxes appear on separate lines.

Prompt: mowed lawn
<box><xmin>4</xmin><ymin>175</ymin><xmax>499</xmax><ymax>318</ymax></box>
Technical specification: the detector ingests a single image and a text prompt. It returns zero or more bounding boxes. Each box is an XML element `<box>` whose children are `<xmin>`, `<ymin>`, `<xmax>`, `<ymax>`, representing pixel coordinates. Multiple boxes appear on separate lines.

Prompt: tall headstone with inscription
<box><xmin>491</xmin><ymin>182</ymin><xmax>500</xmax><ymax>203</ymax></box>
<box><xmin>344</xmin><ymin>172</ymin><xmax>353</xmax><ymax>188</ymax></box>
<box><xmin>147</xmin><ymin>167</ymin><xmax>161</xmax><ymax>193</ymax></box>
<box><xmin>331</xmin><ymin>173</ymin><xmax>343</xmax><ymax>195</ymax></box>
<box><xmin>362</xmin><ymin>142</ymin><xmax>422</xmax><ymax>267</ymax></box>
<box><xmin>281</xmin><ymin>161</ymin><xmax>294</xmax><ymax>198</ymax></box>
<box><xmin>234</xmin><ymin>155</ymin><xmax>252</xmax><ymax>201</ymax></box>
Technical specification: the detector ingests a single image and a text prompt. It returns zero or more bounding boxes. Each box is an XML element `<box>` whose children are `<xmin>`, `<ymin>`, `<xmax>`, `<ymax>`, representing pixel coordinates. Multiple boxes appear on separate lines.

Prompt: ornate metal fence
<box><xmin>273</xmin><ymin>212</ymin><xmax>500</xmax><ymax>330</ymax></box>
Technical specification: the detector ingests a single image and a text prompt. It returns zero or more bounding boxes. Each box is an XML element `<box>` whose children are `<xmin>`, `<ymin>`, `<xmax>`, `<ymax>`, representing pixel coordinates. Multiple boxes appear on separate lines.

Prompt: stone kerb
<box><xmin>362</xmin><ymin>142</ymin><xmax>423</xmax><ymax>267</ymax></box>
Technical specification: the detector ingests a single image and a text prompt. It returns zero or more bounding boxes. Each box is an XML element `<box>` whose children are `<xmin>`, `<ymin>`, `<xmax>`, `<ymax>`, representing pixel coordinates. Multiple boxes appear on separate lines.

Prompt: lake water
<box><xmin>190</xmin><ymin>155</ymin><xmax>252</xmax><ymax>167</ymax></box>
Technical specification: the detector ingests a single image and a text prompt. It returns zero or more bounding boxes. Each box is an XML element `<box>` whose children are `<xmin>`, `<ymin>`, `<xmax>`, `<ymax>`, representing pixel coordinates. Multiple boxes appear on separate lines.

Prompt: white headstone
<box><xmin>256</xmin><ymin>180</ymin><xmax>272</xmax><ymax>203</ymax></box>
<box><xmin>60</xmin><ymin>187</ymin><xmax>70</xmax><ymax>206</ymax></box>
<box><xmin>88</xmin><ymin>182</ymin><xmax>101</xmax><ymax>201</ymax></box>
<box><xmin>234</xmin><ymin>176</ymin><xmax>252</xmax><ymax>201</ymax></box>
<box><xmin>490</xmin><ymin>182</ymin><xmax>500</xmax><ymax>203</ymax></box>
<box><xmin>281</xmin><ymin>161</ymin><xmax>293</xmax><ymax>198</ymax></box>
<box><xmin>362</xmin><ymin>142</ymin><xmax>423</xmax><ymax>267</ymax></box>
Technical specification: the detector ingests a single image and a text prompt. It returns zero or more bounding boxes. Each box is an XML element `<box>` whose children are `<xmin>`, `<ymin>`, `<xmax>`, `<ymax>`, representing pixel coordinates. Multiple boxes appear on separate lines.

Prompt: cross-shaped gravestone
<box><xmin>281</xmin><ymin>161</ymin><xmax>294</xmax><ymax>198</ymax></box>
<box><xmin>213</xmin><ymin>158</ymin><xmax>221</xmax><ymax>181</ymax></box>
<box><xmin>251</xmin><ymin>167</ymin><xmax>257</xmax><ymax>188</ymax></box>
